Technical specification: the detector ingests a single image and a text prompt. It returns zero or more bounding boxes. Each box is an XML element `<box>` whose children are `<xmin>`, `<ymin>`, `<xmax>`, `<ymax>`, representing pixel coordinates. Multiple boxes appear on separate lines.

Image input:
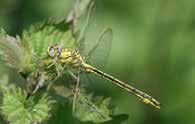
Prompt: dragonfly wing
<box><xmin>87</xmin><ymin>28</ymin><xmax>113</xmax><ymax>68</ymax></box>
<box><xmin>76</xmin><ymin>0</ymin><xmax>95</xmax><ymax>55</ymax></box>
<box><xmin>66</xmin><ymin>0</ymin><xmax>93</xmax><ymax>25</ymax></box>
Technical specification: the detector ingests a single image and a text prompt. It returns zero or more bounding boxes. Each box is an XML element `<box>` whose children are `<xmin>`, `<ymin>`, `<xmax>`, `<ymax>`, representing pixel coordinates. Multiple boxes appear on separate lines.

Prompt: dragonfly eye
<box><xmin>58</xmin><ymin>47</ymin><xmax>62</xmax><ymax>54</ymax></box>
<box><xmin>47</xmin><ymin>46</ymin><xmax>55</xmax><ymax>57</ymax></box>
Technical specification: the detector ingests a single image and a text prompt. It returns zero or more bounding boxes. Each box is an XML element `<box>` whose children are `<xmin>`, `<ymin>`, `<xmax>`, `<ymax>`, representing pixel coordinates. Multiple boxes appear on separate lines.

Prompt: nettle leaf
<box><xmin>0</xmin><ymin>29</ymin><xmax>35</xmax><ymax>75</ymax></box>
<box><xmin>0</xmin><ymin>29</ymin><xmax>23</xmax><ymax>70</ymax></box>
<box><xmin>74</xmin><ymin>92</ymin><xmax>113</xmax><ymax>123</ymax></box>
<box><xmin>22</xmin><ymin>18</ymin><xmax>77</xmax><ymax>58</ymax></box>
<box><xmin>0</xmin><ymin>74</ymin><xmax>10</xmax><ymax>93</ymax></box>
<box><xmin>1</xmin><ymin>86</ymin><xmax>55</xmax><ymax>124</ymax></box>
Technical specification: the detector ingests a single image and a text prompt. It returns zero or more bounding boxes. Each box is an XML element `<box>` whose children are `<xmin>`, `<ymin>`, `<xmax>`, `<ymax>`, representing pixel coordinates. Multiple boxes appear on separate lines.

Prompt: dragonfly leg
<box><xmin>29</xmin><ymin>69</ymin><xmax>47</xmax><ymax>96</ymax></box>
<box><xmin>68</xmin><ymin>70</ymin><xmax>78</xmax><ymax>81</ymax></box>
<box><xmin>46</xmin><ymin>63</ymin><xmax>67</xmax><ymax>92</ymax></box>
<box><xmin>54</xmin><ymin>62</ymin><xmax>62</xmax><ymax>78</ymax></box>
<box><xmin>32</xmin><ymin>78</ymin><xmax>45</xmax><ymax>94</ymax></box>
<box><xmin>45</xmin><ymin>59</ymin><xmax>63</xmax><ymax>78</ymax></box>
<box><xmin>55</xmin><ymin>62</ymin><xmax>67</xmax><ymax>79</ymax></box>
<box><xmin>68</xmin><ymin>70</ymin><xmax>81</xmax><ymax>113</ymax></box>
<box><xmin>46</xmin><ymin>62</ymin><xmax>55</xmax><ymax>69</ymax></box>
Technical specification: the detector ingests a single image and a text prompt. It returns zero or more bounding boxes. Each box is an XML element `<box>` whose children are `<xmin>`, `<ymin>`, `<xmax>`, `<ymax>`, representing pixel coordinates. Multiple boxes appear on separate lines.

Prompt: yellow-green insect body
<box><xmin>47</xmin><ymin>44</ymin><xmax>88</xmax><ymax>71</ymax></box>
<box><xmin>46</xmin><ymin>44</ymin><xmax>160</xmax><ymax>109</ymax></box>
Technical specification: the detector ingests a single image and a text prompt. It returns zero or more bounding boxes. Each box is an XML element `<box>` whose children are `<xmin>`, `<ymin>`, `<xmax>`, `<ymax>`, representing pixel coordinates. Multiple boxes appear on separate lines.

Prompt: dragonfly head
<box><xmin>47</xmin><ymin>46</ymin><xmax>55</xmax><ymax>57</ymax></box>
<box><xmin>47</xmin><ymin>44</ymin><xmax>63</xmax><ymax>57</ymax></box>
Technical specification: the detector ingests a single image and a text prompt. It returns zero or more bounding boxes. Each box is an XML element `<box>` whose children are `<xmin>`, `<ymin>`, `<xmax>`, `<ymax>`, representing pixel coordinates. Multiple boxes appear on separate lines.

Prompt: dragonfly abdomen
<box><xmin>84</xmin><ymin>64</ymin><xmax>160</xmax><ymax>109</ymax></box>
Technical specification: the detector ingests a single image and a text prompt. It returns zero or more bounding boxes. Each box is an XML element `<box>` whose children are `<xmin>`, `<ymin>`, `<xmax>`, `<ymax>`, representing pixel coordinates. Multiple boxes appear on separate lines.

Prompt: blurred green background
<box><xmin>0</xmin><ymin>0</ymin><xmax>195</xmax><ymax>124</ymax></box>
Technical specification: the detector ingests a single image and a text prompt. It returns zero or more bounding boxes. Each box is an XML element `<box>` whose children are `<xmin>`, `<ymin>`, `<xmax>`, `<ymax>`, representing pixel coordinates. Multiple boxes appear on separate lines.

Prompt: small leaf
<box><xmin>0</xmin><ymin>74</ymin><xmax>9</xmax><ymax>93</ymax></box>
<box><xmin>101</xmin><ymin>114</ymin><xmax>129</xmax><ymax>124</ymax></box>
<box><xmin>74</xmin><ymin>92</ymin><xmax>112</xmax><ymax>123</ymax></box>
<box><xmin>1</xmin><ymin>86</ymin><xmax>55</xmax><ymax>124</ymax></box>
<box><xmin>0</xmin><ymin>29</ymin><xmax>23</xmax><ymax>70</ymax></box>
<box><xmin>22</xmin><ymin>18</ymin><xmax>77</xmax><ymax>59</ymax></box>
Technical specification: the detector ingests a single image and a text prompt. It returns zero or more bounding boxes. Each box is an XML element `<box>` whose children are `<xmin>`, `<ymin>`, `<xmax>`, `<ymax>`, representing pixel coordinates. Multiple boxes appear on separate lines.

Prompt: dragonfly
<box><xmin>31</xmin><ymin>0</ymin><xmax>160</xmax><ymax>111</ymax></box>
<box><xmin>45</xmin><ymin>28</ymin><xmax>160</xmax><ymax>110</ymax></box>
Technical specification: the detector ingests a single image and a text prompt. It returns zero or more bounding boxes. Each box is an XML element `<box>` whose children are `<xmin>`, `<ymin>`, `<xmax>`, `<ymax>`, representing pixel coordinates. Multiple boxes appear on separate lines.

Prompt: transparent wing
<box><xmin>74</xmin><ymin>0</ymin><xmax>113</xmax><ymax>68</ymax></box>
<box><xmin>87</xmin><ymin>28</ymin><xmax>113</xmax><ymax>68</ymax></box>
<box><xmin>76</xmin><ymin>0</ymin><xmax>95</xmax><ymax>54</ymax></box>
<box><xmin>66</xmin><ymin>0</ymin><xmax>93</xmax><ymax>26</ymax></box>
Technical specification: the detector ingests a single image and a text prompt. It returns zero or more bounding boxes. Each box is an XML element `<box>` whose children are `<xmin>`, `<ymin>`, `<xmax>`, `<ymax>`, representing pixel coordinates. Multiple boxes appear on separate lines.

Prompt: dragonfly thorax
<box><xmin>47</xmin><ymin>45</ymin><xmax>87</xmax><ymax>69</ymax></box>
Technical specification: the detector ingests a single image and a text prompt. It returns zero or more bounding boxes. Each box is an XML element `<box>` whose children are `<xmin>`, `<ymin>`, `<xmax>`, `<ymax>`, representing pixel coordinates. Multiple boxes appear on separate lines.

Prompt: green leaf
<box><xmin>1</xmin><ymin>86</ymin><xmax>55</xmax><ymax>124</ymax></box>
<box><xmin>74</xmin><ymin>92</ymin><xmax>129</xmax><ymax>124</ymax></box>
<box><xmin>0</xmin><ymin>29</ymin><xmax>35</xmax><ymax>75</ymax></box>
<box><xmin>74</xmin><ymin>92</ymin><xmax>113</xmax><ymax>123</ymax></box>
<box><xmin>100</xmin><ymin>114</ymin><xmax>129</xmax><ymax>124</ymax></box>
<box><xmin>22</xmin><ymin>18</ymin><xmax>77</xmax><ymax>59</ymax></box>
<box><xmin>0</xmin><ymin>29</ymin><xmax>23</xmax><ymax>70</ymax></box>
<box><xmin>0</xmin><ymin>74</ymin><xmax>9</xmax><ymax>93</ymax></box>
